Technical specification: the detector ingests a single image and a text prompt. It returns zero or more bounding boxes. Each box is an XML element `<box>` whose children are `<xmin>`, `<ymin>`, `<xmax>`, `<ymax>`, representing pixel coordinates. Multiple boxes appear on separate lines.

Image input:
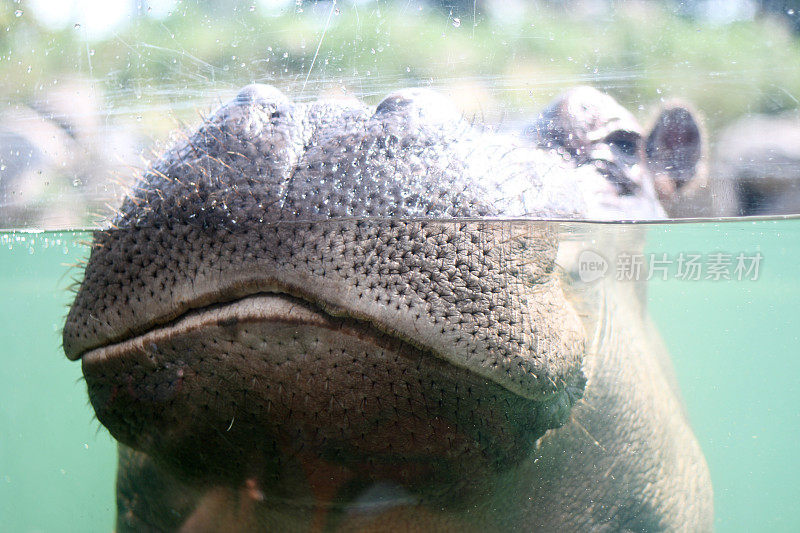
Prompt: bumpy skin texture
<box><xmin>63</xmin><ymin>85</ymin><xmax>712</xmax><ymax>531</ymax></box>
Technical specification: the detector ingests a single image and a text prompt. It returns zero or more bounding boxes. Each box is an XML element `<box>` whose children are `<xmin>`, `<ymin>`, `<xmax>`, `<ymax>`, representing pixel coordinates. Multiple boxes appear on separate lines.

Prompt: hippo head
<box><xmin>529</xmin><ymin>85</ymin><xmax>705</xmax><ymax>218</ymax></box>
<box><xmin>62</xmin><ymin>85</ymin><xmax>710</xmax><ymax>530</ymax></box>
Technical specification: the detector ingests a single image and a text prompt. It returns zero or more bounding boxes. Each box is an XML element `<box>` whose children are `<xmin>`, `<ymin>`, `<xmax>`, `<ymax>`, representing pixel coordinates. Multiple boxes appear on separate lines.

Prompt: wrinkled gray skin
<box><xmin>63</xmin><ymin>85</ymin><xmax>712</xmax><ymax>531</ymax></box>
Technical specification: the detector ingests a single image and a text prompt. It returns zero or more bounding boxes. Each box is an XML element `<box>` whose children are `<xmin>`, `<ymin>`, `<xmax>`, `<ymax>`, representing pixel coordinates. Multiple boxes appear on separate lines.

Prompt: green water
<box><xmin>646</xmin><ymin>219</ymin><xmax>800</xmax><ymax>532</ymax></box>
<box><xmin>0</xmin><ymin>232</ymin><xmax>117</xmax><ymax>532</ymax></box>
<box><xmin>0</xmin><ymin>221</ymin><xmax>798</xmax><ymax>532</ymax></box>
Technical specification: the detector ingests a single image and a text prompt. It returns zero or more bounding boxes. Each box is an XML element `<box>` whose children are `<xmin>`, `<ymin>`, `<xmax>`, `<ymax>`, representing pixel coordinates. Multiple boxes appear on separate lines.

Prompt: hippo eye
<box><xmin>606</xmin><ymin>131</ymin><xmax>640</xmax><ymax>157</ymax></box>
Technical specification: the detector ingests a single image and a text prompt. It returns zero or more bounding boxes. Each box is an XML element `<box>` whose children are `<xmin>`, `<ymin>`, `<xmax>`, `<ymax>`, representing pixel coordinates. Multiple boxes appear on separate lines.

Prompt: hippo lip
<box><xmin>80</xmin><ymin>292</ymin><xmax>341</xmax><ymax>365</ymax></box>
<box><xmin>69</xmin><ymin>276</ymin><xmax>584</xmax><ymax>403</ymax></box>
<box><xmin>79</xmin><ymin>292</ymin><xmax>504</xmax><ymax>396</ymax></box>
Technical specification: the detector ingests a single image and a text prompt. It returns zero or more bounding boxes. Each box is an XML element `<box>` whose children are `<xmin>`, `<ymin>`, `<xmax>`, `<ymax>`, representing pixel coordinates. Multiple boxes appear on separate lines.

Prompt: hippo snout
<box><xmin>63</xmin><ymin>85</ymin><xmax>712</xmax><ymax>531</ymax></box>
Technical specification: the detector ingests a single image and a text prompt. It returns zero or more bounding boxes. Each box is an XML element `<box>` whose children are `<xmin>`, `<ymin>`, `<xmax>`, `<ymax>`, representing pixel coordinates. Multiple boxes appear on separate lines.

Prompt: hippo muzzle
<box><xmin>63</xmin><ymin>86</ymin><xmax>588</xmax><ymax>499</ymax></box>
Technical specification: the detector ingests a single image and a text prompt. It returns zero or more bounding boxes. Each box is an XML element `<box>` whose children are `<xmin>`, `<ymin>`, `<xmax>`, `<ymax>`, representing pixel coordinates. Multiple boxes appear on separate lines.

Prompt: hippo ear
<box><xmin>645</xmin><ymin>104</ymin><xmax>705</xmax><ymax>196</ymax></box>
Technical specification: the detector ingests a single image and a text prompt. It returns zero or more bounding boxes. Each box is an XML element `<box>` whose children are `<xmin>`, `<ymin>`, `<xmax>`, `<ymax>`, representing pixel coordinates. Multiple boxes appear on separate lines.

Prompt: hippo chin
<box><xmin>63</xmin><ymin>85</ymin><xmax>712</xmax><ymax>531</ymax></box>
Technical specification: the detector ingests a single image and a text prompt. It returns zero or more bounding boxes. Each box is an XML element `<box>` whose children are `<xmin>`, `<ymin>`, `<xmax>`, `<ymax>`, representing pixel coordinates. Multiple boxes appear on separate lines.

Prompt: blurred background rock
<box><xmin>2</xmin><ymin>0</ymin><xmax>800</xmax><ymax>227</ymax></box>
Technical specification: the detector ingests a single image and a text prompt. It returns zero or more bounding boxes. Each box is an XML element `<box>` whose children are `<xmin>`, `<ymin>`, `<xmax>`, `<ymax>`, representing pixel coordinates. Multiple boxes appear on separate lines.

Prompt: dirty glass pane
<box><xmin>2</xmin><ymin>1</ymin><xmax>799</xmax><ymax>532</ymax></box>
<box><xmin>3</xmin><ymin>0</ymin><xmax>800</xmax><ymax>227</ymax></box>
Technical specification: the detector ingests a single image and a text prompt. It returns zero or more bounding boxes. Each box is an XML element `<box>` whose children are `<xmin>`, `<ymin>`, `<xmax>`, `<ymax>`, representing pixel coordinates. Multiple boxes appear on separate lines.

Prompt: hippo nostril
<box><xmin>374</xmin><ymin>88</ymin><xmax>461</xmax><ymax>126</ymax></box>
<box><xmin>235</xmin><ymin>83</ymin><xmax>289</xmax><ymax>109</ymax></box>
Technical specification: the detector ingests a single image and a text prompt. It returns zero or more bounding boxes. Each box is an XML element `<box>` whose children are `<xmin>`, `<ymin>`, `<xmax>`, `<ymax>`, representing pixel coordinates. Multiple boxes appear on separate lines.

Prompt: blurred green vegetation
<box><xmin>1</xmin><ymin>0</ymin><xmax>799</xmax><ymax>133</ymax></box>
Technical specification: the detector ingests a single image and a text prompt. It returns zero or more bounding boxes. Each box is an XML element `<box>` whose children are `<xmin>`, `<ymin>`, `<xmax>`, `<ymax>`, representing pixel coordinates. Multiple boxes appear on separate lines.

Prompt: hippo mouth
<box><xmin>79</xmin><ymin>290</ymin><xmax>563</xmax><ymax>489</ymax></box>
<box><xmin>81</xmin><ymin>291</ymin><xmax>396</xmax><ymax>365</ymax></box>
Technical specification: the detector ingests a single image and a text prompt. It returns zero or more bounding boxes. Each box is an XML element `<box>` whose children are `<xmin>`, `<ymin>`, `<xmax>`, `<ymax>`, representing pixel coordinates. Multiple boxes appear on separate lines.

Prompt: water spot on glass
<box><xmin>453</xmin><ymin>18</ymin><xmax>461</xmax><ymax>28</ymax></box>
<box><xmin>14</xmin><ymin>9</ymin><xmax>22</xmax><ymax>17</ymax></box>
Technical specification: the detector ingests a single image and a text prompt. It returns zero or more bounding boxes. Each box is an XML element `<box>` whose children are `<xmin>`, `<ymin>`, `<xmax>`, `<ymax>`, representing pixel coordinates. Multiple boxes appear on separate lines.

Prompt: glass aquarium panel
<box><xmin>2</xmin><ymin>1</ymin><xmax>800</xmax><ymax>532</ymax></box>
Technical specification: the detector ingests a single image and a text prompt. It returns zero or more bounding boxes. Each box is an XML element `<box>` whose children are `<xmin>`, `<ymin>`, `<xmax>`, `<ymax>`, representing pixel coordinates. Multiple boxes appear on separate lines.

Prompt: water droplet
<box><xmin>74</xmin><ymin>23</ymin><xmax>81</xmax><ymax>29</ymax></box>
<box><xmin>14</xmin><ymin>9</ymin><xmax>22</xmax><ymax>17</ymax></box>
<box><xmin>249</xmin><ymin>5</ymin><xmax>256</xmax><ymax>12</ymax></box>
<box><xmin>452</xmin><ymin>18</ymin><xmax>461</xmax><ymax>27</ymax></box>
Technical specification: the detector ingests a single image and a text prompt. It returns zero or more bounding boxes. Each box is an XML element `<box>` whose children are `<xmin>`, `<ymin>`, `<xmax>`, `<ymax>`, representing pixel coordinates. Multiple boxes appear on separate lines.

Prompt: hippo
<box><xmin>527</xmin><ymin>86</ymin><xmax>706</xmax><ymax>219</ymax></box>
<box><xmin>710</xmin><ymin>111</ymin><xmax>800</xmax><ymax>216</ymax></box>
<box><xmin>0</xmin><ymin>80</ymin><xmax>139</xmax><ymax>229</ymax></box>
<box><xmin>63</xmin><ymin>85</ymin><xmax>712</xmax><ymax>531</ymax></box>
